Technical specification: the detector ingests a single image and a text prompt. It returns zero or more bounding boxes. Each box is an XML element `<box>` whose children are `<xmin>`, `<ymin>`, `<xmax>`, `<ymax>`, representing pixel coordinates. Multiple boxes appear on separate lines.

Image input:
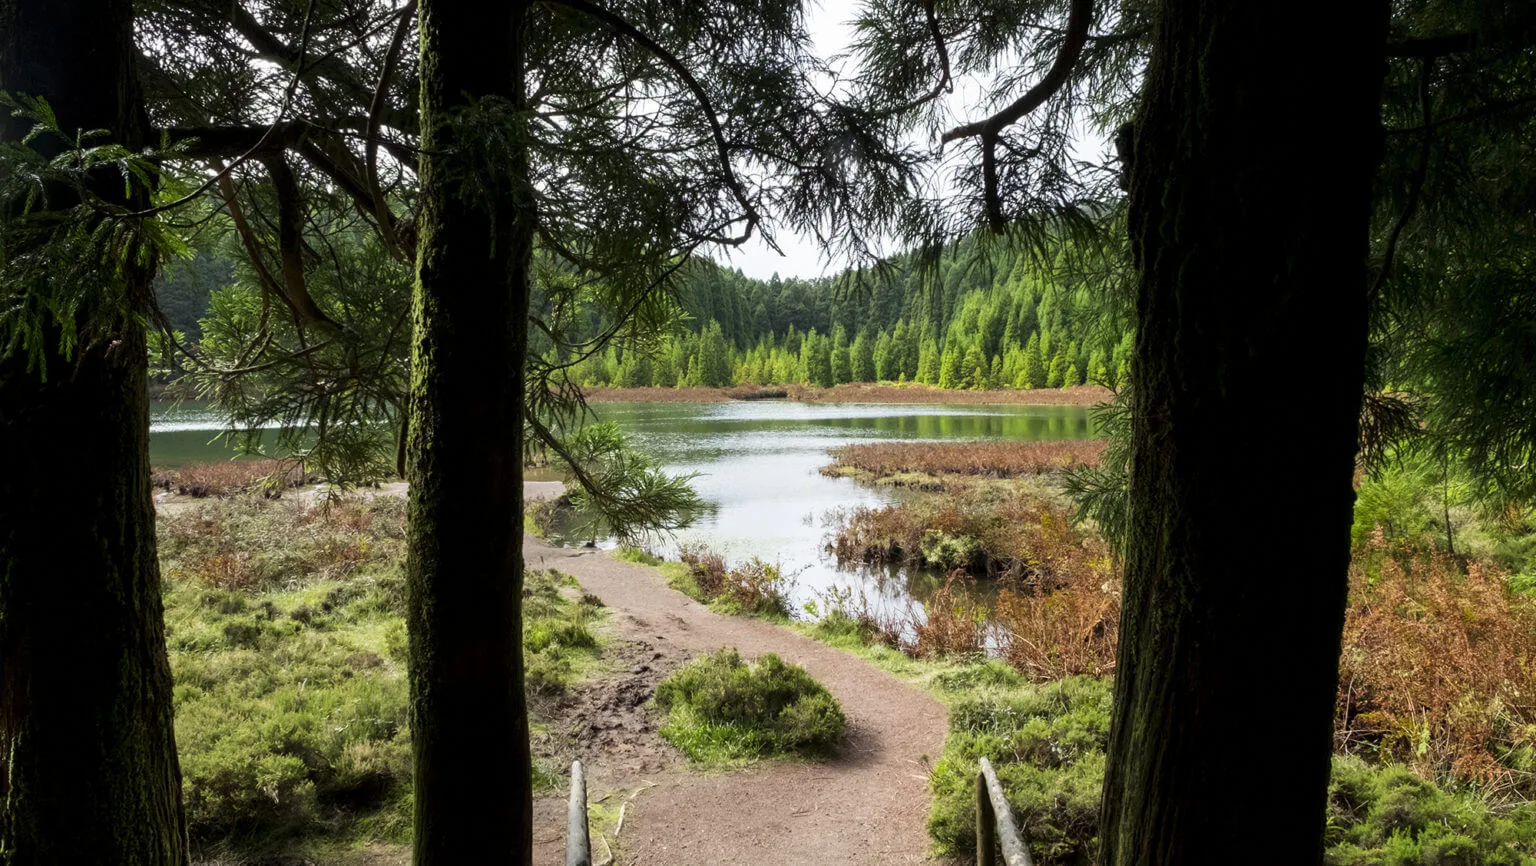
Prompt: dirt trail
<box><xmin>525</xmin><ymin>533</ymin><xmax>949</xmax><ymax>866</ymax></box>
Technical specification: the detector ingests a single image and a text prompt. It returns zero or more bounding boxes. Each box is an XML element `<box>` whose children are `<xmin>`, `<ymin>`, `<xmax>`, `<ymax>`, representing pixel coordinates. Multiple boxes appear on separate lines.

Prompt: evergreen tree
<box><xmin>916</xmin><ymin>337</ymin><xmax>940</xmax><ymax>384</ymax></box>
<box><xmin>891</xmin><ymin>320</ymin><xmax>915</xmax><ymax>380</ymax></box>
<box><xmin>830</xmin><ymin>324</ymin><xmax>851</xmax><ymax>385</ymax></box>
<box><xmin>0</xmin><ymin>0</ymin><xmax>188</xmax><ymax>859</ymax></box>
<box><xmin>937</xmin><ymin>341</ymin><xmax>963</xmax><ymax>389</ymax></box>
<box><xmin>1099</xmin><ymin>2</ymin><xmax>1390</xmax><ymax>859</ymax></box>
<box><xmin>1047</xmin><ymin>353</ymin><xmax>1066</xmax><ymax>388</ymax></box>
<box><xmin>1023</xmin><ymin>334</ymin><xmax>1047</xmax><ymax>389</ymax></box>
<box><xmin>851</xmin><ymin>331</ymin><xmax>875</xmax><ymax>382</ymax></box>
<box><xmin>962</xmin><ymin>344</ymin><xmax>988</xmax><ymax>389</ymax></box>
<box><xmin>652</xmin><ymin>349</ymin><xmax>676</xmax><ymax>389</ymax></box>
<box><xmin>698</xmin><ymin>320</ymin><xmax>733</xmax><ymax>387</ymax></box>
<box><xmin>872</xmin><ymin>330</ymin><xmax>893</xmax><ymax>381</ymax></box>
<box><xmin>811</xmin><ymin>330</ymin><xmax>834</xmax><ymax>387</ymax></box>
<box><xmin>798</xmin><ymin>329</ymin><xmax>818</xmax><ymax>385</ymax></box>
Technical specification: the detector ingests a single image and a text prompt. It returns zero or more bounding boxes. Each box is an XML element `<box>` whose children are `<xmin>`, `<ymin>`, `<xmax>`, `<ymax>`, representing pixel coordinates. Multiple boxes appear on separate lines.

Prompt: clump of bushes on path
<box><xmin>656</xmin><ymin>648</ymin><xmax>845</xmax><ymax>766</ymax></box>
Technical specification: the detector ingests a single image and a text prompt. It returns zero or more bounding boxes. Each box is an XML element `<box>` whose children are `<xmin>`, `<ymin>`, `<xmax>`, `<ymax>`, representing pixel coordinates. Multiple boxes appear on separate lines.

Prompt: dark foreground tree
<box><xmin>0</xmin><ymin>0</ymin><xmax>187</xmax><ymax>860</ymax></box>
<box><xmin>1099</xmin><ymin>2</ymin><xmax>1391</xmax><ymax>860</ymax></box>
<box><xmin>405</xmin><ymin>0</ymin><xmax>534</xmax><ymax>859</ymax></box>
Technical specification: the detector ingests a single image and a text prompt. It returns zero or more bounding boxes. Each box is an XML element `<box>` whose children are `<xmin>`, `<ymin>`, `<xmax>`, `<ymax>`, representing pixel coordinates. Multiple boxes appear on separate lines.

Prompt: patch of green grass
<box><xmin>523</xmin><ymin>568</ymin><xmax>606</xmax><ymax>696</ymax></box>
<box><xmin>160</xmin><ymin>499</ymin><xmax>605</xmax><ymax>855</ymax></box>
<box><xmin>655</xmin><ymin>649</ymin><xmax>846</xmax><ymax>767</ymax></box>
<box><xmin>661</xmin><ymin>560</ymin><xmax>702</xmax><ymax>598</ymax></box>
<box><xmin>926</xmin><ymin>676</ymin><xmax>1110</xmax><ymax>863</ymax></box>
<box><xmin>1325</xmin><ymin>756</ymin><xmax>1536</xmax><ymax>865</ymax></box>
<box><xmin>613</xmin><ymin>545</ymin><xmax>663</xmax><ymax>566</ymax></box>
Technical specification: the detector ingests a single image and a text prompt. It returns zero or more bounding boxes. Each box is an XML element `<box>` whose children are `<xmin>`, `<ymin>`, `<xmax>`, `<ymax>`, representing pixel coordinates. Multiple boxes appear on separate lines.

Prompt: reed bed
<box><xmin>824</xmin><ymin>439</ymin><xmax>1105</xmax><ymax>480</ymax></box>
<box><xmin>151</xmin><ymin>459</ymin><xmax>316</xmax><ymax>498</ymax></box>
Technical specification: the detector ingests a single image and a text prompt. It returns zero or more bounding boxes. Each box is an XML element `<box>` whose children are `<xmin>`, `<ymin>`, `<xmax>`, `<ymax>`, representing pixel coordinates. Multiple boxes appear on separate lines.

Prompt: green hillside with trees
<box><xmin>565</xmin><ymin>241</ymin><xmax>1131</xmax><ymax>391</ymax></box>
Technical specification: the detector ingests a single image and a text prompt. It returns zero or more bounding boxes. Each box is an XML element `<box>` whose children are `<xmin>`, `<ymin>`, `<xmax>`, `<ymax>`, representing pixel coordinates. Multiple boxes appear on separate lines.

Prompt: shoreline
<box><xmin>581</xmin><ymin>382</ymin><xmax>1112</xmax><ymax>406</ymax></box>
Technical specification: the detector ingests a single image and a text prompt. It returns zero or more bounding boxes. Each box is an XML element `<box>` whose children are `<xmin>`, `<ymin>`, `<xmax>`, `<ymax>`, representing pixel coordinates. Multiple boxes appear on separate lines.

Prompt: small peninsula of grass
<box><xmin>656</xmin><ymin>649</ymin><xmax>846</xmax><ymax>766</ymax></box>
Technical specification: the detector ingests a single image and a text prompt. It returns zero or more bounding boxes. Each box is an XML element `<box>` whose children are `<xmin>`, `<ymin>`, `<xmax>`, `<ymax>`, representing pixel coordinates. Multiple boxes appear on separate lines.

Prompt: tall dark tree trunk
<box><xmin>0</xmin><ymin>0</ymin><xmax>188</xmax><ymax>862</ymax></box>
<box><xmin>1101</xmin><ymin>2</ymin><xmax>1390</xmax><ymax>861</ymax></box>
<box><xmin>408</xmin><ymin>0</ymin><xmax>534</xmax><ymax>861</ymax></box>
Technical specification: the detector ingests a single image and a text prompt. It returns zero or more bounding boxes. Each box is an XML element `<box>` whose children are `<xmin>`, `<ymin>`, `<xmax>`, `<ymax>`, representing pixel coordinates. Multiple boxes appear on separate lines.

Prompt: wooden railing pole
<box><xmin>978</xmin><ymin>757</ymin><xmax>1034</xmax><ymax>866</ymax></box>
<box><xmin>567</xmin><ymin>759</ymin><xmax>592</xmax><ymax>866</ymax></box>
<box><xmin>976</xmin><ymin>764</ymin><xmax>998</xmax><ymax>866</ymax></box>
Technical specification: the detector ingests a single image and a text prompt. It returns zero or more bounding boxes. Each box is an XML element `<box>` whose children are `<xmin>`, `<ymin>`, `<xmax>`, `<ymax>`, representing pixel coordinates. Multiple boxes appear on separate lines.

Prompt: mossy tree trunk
<box><xmin>407</xmin><ymin>0</ymin><xmax>535</xmax><ymax>860</ymax></box>
<box><xmin>0</xmin><ymin>0</ymin><xmax>188</xmax><ymax>861</ymax></box>
<box><xmin>1101</xmin><ymin>2</ymin><xmax>1390</xmax><ymax>861</ymax></box>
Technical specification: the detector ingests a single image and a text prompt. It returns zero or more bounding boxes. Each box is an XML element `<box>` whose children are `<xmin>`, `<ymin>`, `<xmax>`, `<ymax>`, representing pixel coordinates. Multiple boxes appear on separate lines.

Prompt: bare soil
<box><xmin>526</xmin><ymin>534</ymin><xmax>951</xmax><ymax>865</ymax></box>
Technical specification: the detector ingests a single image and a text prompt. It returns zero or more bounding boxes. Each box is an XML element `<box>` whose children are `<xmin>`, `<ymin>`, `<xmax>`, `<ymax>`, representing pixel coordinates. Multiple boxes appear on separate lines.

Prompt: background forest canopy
<box><xmin>157</xmin><ymin>230</ymin><xmax>1130</xmax><ymax>396</ymax></box>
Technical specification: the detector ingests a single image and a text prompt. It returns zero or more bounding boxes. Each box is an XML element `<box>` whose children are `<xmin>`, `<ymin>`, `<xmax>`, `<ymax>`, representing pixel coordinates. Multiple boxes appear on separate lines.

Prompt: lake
<box><xmin>150</xmin><ymin>400</ymin><xmax>1094</xmax><ymax>614</ymax></box>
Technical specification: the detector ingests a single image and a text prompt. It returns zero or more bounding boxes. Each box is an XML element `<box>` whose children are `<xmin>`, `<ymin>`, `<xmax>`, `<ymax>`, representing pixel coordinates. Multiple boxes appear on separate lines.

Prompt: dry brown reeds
<box><xmin>828</xmin><ymin>491</ymin><xmax>1111</xmax><ymax>588</ymax></box>
<box><xmin>993</xmin><ymin>572</ymin><xmax>1119</xmax><ymax>681</ymax></box>
<box><xmin>580</xmin><ymin>386</ymin><xmax>732</xmax><ymax>403</ymax></box>
<box><xmin>824</xmin><ymin>439</ymin><xmax>1105</xmax><ymax>480</ymax></box>
<box><xmin>910</xmin><ymin>572</ymin><xmax>989</xmax><ymax>657</ymax></box>
<box><xmin>829</xmin><ymin>480</ymin><xmax>1536</xmax><ymax>794</ymax></box>
<box><xmin>151</xmin><ymin>459</ymin><xmax>315</xmax><ymax>498</ymax></box>
<box><xmin>724</xmin><ymin>384</ymin><xmax>789</xmax><ymax>400</ymax></box>
<box><xmin>158</xmin><ymin>497</ymin><xmax>406</xmax><ymax>590</ymax></box>
<box><xmin>677</xmin><ymin>544</ymin><xmax>795</xmax><ymax>617</ymax></box>
<box><xmin>1337</xmin><ymin>534</ymin><xmax>1536</xmax><ymax>798</ymax></box>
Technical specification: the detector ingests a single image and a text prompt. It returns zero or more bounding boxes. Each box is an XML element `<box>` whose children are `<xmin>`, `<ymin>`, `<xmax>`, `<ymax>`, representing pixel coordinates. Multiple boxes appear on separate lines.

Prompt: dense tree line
<box><xmin>567</xmin><ymin>239</ymin><xmax>1133</xmax><ymax>391</ymax></box>
<box><xmin>165</xmin><ymin>236</ymin><xmax>1133</xmax><ymax>394</ymax></box>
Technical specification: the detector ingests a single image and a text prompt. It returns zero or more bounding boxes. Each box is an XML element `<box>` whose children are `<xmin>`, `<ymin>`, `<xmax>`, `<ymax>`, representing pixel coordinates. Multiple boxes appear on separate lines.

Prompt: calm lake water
<box><xmin>149</xmin><ymin>400</ymin><xmax>1093</xmax><ymax>614</ymax></box>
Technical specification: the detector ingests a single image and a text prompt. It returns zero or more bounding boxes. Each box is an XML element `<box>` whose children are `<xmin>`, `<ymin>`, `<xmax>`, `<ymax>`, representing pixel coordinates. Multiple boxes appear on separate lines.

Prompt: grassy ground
<box><xmin>800</xmin><ymin>612</ymin><xmax>1536</xmax><ymax>864</ymax></box>
<box><xmin>158</xmin><ymin>495</ymin><xmax>605</xmax><ymax>861</ymax></box>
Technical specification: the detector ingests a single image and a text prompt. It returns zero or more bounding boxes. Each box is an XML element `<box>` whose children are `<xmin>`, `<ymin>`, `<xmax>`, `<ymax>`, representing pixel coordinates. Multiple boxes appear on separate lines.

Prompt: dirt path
<box><xmin>525</xmin><ymin>533</ymin><xmax>950</xmax><ymax>866</ymax></box>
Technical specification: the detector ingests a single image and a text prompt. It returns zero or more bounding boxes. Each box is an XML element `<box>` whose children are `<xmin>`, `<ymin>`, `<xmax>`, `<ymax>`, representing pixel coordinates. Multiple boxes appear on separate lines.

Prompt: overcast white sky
<box><xmin>716</xmin><ymin>1</ymin><xmax>859</xmax><ymax>281</ymax></box>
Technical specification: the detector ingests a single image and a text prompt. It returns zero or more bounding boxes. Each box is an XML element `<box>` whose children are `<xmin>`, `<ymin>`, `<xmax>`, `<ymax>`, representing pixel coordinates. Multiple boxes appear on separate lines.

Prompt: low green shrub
<box><xmin>1325</xmin><ymin>756</ymin><xmax>1536</xmax><ymax>865</ymax></box>
<box><xmin>614</xmin><ymin>545</ymin><xmax>663</xmax><ymax>566</ymax></box>
<box><xmin>927</xmin><ymin>676</ymin><xmax>1110</xmax><ymax>864</ymax></box>
<box><xmin>656</xmin><ymin>649</ymin><xmax>845</xmax><ymax>765</ymax></box>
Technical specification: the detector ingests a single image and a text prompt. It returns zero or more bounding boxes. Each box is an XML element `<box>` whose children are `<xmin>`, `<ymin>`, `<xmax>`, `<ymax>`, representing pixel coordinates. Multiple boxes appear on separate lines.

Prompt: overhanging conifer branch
<box><xmin>538</xmin><ymin>0</ymin><xmax>764</xmax><ymax>246</ymax></box>
<box><xmin>941</xmin><ymin>0</ymin><xmax>1094</xmax><ymax>231</ymax></box>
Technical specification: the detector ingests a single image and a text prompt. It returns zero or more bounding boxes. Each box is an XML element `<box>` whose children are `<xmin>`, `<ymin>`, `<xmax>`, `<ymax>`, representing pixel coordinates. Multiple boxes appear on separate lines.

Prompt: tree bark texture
<box><xmin>1101</xmin><ymin>1</ymin><xmax>1390</xmax><ymax>862</ymax></box>
<box><xmin>408</xmin><ymin>0</ymin><xmax>534</xmax><ymax>861</ymax></box>
<box><xmin>0</xmin><ymin>0</ymin><xmax>188</xmax><ymax>861</ymax></box>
